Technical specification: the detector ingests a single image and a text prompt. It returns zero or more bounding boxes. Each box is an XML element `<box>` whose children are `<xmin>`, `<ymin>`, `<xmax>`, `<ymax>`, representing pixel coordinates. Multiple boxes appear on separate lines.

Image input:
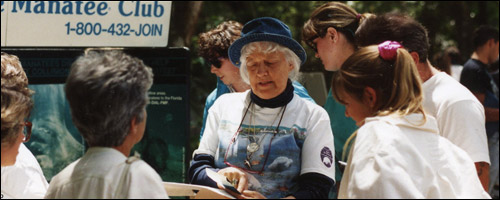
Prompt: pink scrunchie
<box><xmin>378</xmin><ymin>41</ymin><xmax>402</xmax><ymax>61</ymax></box>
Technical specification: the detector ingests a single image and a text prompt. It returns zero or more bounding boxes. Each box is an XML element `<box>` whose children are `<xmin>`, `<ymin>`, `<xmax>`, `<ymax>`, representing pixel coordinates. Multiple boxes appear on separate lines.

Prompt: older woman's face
<box><xmin>246</xmin><ymin>51</ymin><xmax>292</xmax><ymax>99</ymax></box>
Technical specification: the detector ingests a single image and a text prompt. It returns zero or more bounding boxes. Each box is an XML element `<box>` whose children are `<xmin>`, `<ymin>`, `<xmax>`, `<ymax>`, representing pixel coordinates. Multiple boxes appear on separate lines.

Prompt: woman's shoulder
<box><xmin>356</xmin><ymin>117</ymin><xmax>399</xmax><ymax>144</ymax></box>
<box><xmin>211</xmin><ymin>90</ymin><xmax>249</xmax><ymax>109</ymax></box>
<box><xmin>355</xmin><ymin>113</ymin><xmax>439</xmax><ymax>158</ymax></box>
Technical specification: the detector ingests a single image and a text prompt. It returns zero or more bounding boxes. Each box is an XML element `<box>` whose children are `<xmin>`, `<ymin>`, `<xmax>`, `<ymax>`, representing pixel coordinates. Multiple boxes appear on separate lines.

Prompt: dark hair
<box><xmin>445</xmin><ymin>46</ymin><xmax>461</xmax><ymax>65</ymax></box>
<box><xmin>432</xmin><ymin>51</ymin><xmax>451</xmax><ymax>75</ymax></box>
<box><xmin>473</xmin><ymin>25</ymin><xmax>499</xmax><ymax>50</ymax></box>
<box><xmin>198</xmin><ymin>21</ymin><xmax>242</xmax><ymax>60</ymax></box>
<box><xmin>356</xmin><ymin>13</ymin><xmax>430</xmax><ymax>63</ymax></box>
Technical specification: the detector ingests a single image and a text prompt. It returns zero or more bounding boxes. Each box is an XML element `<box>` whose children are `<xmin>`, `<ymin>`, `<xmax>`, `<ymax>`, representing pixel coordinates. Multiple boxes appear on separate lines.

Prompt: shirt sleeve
<box><xmin>200</xmin><ymin>89</ymin><xmax>218</xmax><ymax>140</ymax></box>
<box><xmin>188</xmin><ymin>154</ymin><xmax>219</xmax><ymax>188</ymax></box>
<box><xmin>194</xmin><ymin>100</ymin><xmax>221</xmax><ymax>156</ymax></box>
<box><xmin>438</xmin><ymin>100</ymin><xmax>490</xmax><ymax>164</ymax></box>
<box><xmin>190</xmin><ymin>97</ymin><xmax>223</xmax><ymax>188</ymax></box>
<box><xmin>291</xmin><ymin>172</ymin><xmax>334</xmax><ymax>199</ymax></box>
<box><xmin>460</xmin><ymin>63</ymin><xmax>489</xmax><ymax>94</ymax></box>
<box><xmin>300</xmin><ymin>107</ymin><xmax>336</xmax><ymax>181</ymax></box>
<box><xmin>127</xmin><ymin>161</ymin><xmax>169</xmax><ymax>199</ymax></box>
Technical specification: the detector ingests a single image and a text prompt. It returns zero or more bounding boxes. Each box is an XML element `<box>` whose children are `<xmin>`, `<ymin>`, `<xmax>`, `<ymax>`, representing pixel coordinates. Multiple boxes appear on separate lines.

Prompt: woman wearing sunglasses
<box><xmin>1</xmin><ymin>52</ymin><xmax>49</xmax><ymax>198</ymax></box>
<box><xmin>189</xmin><ymin>17</ymin><xmax>335</xmax><ymax>199</ymax></box>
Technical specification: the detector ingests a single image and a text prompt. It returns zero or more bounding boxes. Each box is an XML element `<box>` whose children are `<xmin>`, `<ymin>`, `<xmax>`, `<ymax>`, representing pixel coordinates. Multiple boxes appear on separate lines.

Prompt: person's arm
<box><xmin>188</xmin><ymin>154</ymin><xmax>219</xmax><ymax>188</ymax></box>
<box><xmin>289</xmin><ymin>173</ymin><xmax>334</xmax><ymax>199</ymax></box>
<box><xmin>190</xmin><ymin>95</ymin><xmax>222</xmax><ymax>188</ymax></box>
<box><xmin>474</xmin><ymin>162</ymin><xmax>490</xmax><ymax>192</ymax></box>
<box><xmin>472</xmin><ymin>92</ymin><xmax>500</xmax><ymax>122</ymax></box>
<box><xmin>200</xmin><ymin>89</ymin><xmax>218</xmax><ymax>140</ymax></box>
<box><xmin>437</xmin><ymin>99</ymin><xmax>490</xmax><ymax>190</ymax></box>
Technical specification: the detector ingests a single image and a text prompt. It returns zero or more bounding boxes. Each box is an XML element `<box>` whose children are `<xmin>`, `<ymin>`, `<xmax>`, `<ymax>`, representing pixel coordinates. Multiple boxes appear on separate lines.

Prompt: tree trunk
<box><xmin>169</xmin><ymin>1</ymin><xmax>203</xmax><ymax>47</ymax></box>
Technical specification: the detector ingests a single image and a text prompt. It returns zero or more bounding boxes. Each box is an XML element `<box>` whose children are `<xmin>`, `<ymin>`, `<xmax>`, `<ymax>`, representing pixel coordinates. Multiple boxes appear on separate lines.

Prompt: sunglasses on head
<box><xmin>207</xmin><ymin>57</ymin><xmax>224</xmax><ymax>69</ymax></box>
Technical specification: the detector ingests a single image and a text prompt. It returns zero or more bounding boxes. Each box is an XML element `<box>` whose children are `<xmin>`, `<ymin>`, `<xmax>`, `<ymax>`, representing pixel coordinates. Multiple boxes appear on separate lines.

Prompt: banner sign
<box><xmin>1</xmin><ymin>1</ymin><xmax>171</xmax><ymax>47</ymax></box>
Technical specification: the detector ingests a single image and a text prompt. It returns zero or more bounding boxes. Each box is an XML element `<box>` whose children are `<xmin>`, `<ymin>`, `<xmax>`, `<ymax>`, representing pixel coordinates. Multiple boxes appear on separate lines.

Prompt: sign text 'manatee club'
<box><xmin>1</xmin><ymin>1</ymin><xmax>165</xmax><ymax>18</ymax></box>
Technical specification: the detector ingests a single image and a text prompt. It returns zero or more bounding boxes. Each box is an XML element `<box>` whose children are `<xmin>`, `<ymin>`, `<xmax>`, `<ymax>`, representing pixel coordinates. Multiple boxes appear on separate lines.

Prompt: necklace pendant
<box><xmin>247</xmin><ymin>142</ymin><xmax>259</xmax><ymax>153</ymax></box>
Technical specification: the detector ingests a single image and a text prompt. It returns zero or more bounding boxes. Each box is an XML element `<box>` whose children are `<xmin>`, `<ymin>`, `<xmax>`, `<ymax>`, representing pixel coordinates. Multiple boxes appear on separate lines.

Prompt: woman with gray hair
<box><xmin>189</xmin><ymin>17</ymin><xmax>335</xmax><ymax>199</ymax></box>
<box><xmin>45</xmin><ymin>50</ymin><xmax>168</xmax><ymax>199</ymax></box>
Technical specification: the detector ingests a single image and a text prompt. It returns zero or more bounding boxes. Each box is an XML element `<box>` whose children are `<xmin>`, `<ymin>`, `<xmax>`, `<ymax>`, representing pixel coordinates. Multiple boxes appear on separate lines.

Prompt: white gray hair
<box><xmin>65</xmin><ymin>50</ymin><xmax>153</xmax><ymax>147</ymax></box>
<box><xmin>239</xmin><ymin>41</ymin><xmax>301</xmax><ymax>84</ymax></box>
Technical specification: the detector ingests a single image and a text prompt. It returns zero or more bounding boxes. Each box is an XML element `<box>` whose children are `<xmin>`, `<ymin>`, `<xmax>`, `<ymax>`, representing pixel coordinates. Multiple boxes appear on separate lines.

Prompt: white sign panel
<box><xmin>1</xmin><ymin>1</ymin><xmax>8</xmax><ymax>46</ymax></box>
<box><xmin>1</xmin><ymin>1</ymin><xmax>171</xmax><ymax>47</ymax></box>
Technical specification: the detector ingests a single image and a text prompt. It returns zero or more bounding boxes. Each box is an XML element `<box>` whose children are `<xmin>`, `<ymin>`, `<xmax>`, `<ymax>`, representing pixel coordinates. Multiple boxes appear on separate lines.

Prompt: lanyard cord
<box><xmin>341</xmin><ymin>130</ymin><xmax>358</xmax><ymax>162</ymax></box>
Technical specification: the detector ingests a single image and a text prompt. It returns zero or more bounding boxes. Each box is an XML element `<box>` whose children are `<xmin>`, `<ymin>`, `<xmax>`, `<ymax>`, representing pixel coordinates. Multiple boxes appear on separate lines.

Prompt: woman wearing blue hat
<box><xmin>189</xmin><ymin>17</ymin><xmax>335</xmax><ymax>199</ymax></box>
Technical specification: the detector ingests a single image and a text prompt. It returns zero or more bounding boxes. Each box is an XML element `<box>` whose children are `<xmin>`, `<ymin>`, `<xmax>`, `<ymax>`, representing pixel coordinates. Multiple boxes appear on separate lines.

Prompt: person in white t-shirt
<box><xmin>1</xmin><ymin>52</ymin><xmax>48</xmax><ymax>199</ymax></box>
<box><xmin>356</xmin><ymin>13</ymin><xmax>490</xmax><ymax>191</ymax></box>
<box><xmin>44</xmin><ymin>51</ymin><xmax>168</xmax><ymax>199</ymax></box>
<box><xmin>189</xmin><ymin>17</ymin><xmax>335</xmax><ymax>199</ymax></box>
<box><xmin>333</xmin><ymin>41</ymin><xmax>489</xmax><ymax>198</ymax></box>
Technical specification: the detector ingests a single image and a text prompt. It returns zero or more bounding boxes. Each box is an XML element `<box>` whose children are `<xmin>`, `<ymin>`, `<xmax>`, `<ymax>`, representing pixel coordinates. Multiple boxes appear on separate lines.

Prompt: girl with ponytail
<box><xmin>333</xmin><ymin>41</ymin><xmax>490</xmax><ymax>198</ymax></box>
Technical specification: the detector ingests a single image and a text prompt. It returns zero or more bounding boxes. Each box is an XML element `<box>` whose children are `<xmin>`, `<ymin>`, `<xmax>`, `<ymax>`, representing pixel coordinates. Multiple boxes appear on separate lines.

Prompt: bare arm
<box><xmin>473</xmin><ymin>92</ymin><xmax>500</xmax><ymax>122</ymax></box>
<box><xmin>475</xmin><ymin>162</ymin><xmax>490</xmax><ymax>191</ymax></box>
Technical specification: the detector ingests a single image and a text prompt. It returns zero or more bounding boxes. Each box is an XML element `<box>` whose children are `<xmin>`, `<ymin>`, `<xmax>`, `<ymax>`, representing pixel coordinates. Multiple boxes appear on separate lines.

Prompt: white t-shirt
<box><xmin>45</xmin><ymin>147</ymin><xmax>169</xmax><ymax>199</ymax></box>
<box><xmin>1</xmin><ymin>144</ymin><xmax>49</xmax><ymax>199</ymax></box>
<box><xmin>195</xmin><ymin>91</ymin><xmax>335</xmax><ymax>198</ymax></box>
<box><xmin>422</xmin><ymin>72</ymin><xmax>490</xmax><ymax>164</ymax></box>
<box><xmin>338</xmin><ymin>113</ymin><xmax>490</xmax><ymax>199</ymax></box>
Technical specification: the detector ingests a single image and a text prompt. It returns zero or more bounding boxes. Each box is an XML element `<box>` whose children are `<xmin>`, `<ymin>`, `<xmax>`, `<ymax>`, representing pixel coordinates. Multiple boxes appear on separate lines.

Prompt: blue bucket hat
<box><xmin>228</xmin><ymin>17</ymin><xmax>307</xmax><ymax>67</ymax></box>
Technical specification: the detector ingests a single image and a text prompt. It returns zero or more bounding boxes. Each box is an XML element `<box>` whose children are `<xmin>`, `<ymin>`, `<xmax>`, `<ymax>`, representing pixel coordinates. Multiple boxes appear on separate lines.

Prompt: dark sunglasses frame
<box><xmin>206</xmin><ymin>57</ymin><xmax>225</xmax><ymax>69</ymax></box>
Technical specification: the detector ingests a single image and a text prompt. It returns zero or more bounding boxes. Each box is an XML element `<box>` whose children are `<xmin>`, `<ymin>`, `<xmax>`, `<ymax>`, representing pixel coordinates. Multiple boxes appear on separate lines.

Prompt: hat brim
<box><xmin>228</xmin><ymin>33</ymin><xmax>307</xmax><ymax>67</ymax></box>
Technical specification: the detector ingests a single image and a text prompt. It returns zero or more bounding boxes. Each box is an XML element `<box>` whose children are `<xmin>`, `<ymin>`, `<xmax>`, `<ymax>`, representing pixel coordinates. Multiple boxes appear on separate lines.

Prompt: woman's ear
<box><xmin>129</xmin><ymin>116</ymin><xmax>138</xmax><ymax>136</ymax></box>
<box><xmin>409</xmin><ymin>51</ymin><xmax>420</xmax><ymax>65</ymax></box>
<box><xmin>326</xmin><ymin>27</ymin><xmax>338</xmax><ymax>43</ymax></box>
<box><xmin>363</xmin><ymin>87</ymin><xmax>377</xmax><ymax>109</ymax></box>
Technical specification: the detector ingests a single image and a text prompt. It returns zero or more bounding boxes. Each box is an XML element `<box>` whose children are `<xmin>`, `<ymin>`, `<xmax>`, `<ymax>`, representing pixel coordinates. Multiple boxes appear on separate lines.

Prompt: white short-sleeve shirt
<box><xmin>45</xmin><ymin>147</ymin><xmax>169</xmax><ymax>199</ymax></box>
<box><xmin>423</xmin><ymin>72</ymin><xmax>489</xmax><ymax>164</ymax></box>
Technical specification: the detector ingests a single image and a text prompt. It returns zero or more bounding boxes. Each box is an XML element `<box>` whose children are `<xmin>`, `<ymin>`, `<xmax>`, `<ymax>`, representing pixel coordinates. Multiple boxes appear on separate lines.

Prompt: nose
<box><xmin>210</xmin><ymin>65</ymin><xmax>217</xmax><ymax>74</ymax></box>
<box><xmin>344</xmin><ymin>109</ymin><xmax>350</xmax><ymax>118</ymax></box>
<box><xmin>256</xmin><ymin>65</ymin><xmax>268</xmax><ymax>77</ymax></box>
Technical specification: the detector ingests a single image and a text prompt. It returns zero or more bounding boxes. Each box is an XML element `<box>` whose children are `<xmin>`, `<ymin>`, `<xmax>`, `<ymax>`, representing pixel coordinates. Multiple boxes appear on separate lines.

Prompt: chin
<box><xmin>254</xmin><ymin>91</ymin><xmax>274</xmax><ymax>99</ymax></box>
